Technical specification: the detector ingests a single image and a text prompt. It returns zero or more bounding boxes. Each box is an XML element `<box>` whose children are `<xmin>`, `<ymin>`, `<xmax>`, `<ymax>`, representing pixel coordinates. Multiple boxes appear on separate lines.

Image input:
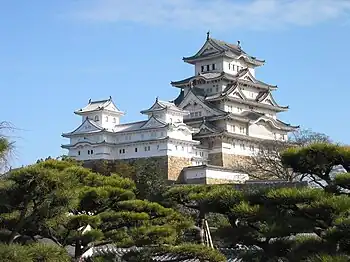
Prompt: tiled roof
<box><xmin>171</xmin><ymin>69</ymin><xmax>275</xmax><ymax>90</ymax></box>
<box><xmin>75</xmin><ymin>97</ymin><xmax>123</xmax><ymax>114</ymax></box>
<box><xmin>171</xmin><ymin>72</ymin><xmax>228</xmax><ymax>86</ymax></box>
<box><xmin>80</xmin><ymin>245</ymin><xmax>245</xmax><ymax>262</ymax></box>
<box><xmin>112</xmin><ymin>120</ymin><xmax>148</xmax><ymax>132</ymax></box>
<box><xmin>183</xmin><ymin>37</ymin><xmax>264</xmax><ymax>66</ymax></box>
<box><xmin>141</xmin><ymin>99</ymin><xmax>185</xmax><ymax>114</ymax></box>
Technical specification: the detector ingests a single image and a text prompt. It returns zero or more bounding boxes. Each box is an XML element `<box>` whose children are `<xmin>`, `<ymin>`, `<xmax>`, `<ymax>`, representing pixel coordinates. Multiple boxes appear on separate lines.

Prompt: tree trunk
<box><xmin>7</xmin><ymin>198</ymin><xmax>30</xmax><ymax>244</ymax></box>
<box><xmin>75</xmin><ymin>239</ymin><xmax>82</xmax><ymax>258</ymax></box>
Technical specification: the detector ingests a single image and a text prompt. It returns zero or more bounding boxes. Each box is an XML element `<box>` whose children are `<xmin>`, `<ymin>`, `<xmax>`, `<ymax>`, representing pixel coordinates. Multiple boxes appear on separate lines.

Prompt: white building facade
<box><xmin>62</xmin><ymin>34</ymin><xmax>298</xmax><ymax>184</ymax></box>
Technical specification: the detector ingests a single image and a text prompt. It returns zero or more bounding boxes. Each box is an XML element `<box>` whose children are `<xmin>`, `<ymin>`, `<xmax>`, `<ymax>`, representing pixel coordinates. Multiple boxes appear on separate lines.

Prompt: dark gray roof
<box><xmin>80</xmin><ymin>245</ymin><xmax>245</xmax><ymax>261</ymax></box>
<box><xmin>183</xmin><ymin>37</ymin><xmax>264</xmax><ymax>66</ymax></box>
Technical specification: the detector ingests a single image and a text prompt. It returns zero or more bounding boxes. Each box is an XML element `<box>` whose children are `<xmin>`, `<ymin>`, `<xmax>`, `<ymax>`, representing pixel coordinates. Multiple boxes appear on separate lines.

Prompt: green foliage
<box><xmin>281</xmin><ymin>143</ymin><xmax>350</xmax><ymax>189</ymax></box>
<box><xmin>0</xmin><ymin>159</ymin><xmax>191</xmax><ymax>259</ymax></box>
<box><xmin>0</xmin><ymin>243</ymin><xmax>70</xmax><ymax>262</ymax></box>
<box><xmin>304</xmin><ymin>254</ymin><xmax>350</xmax><ymax>262</ymax></box>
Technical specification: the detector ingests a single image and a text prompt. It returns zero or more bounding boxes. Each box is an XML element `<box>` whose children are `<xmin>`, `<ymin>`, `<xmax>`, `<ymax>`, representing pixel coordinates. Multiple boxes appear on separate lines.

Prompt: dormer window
<box><xmin>94</xmin><ymin>115</ymin><xmax>99</xmax><ymax>121</ymax></box>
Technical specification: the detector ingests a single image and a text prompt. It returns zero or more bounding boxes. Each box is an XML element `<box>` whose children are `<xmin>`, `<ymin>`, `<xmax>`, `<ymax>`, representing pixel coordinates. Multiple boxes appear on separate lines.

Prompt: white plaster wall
<box><xmin>167</xmin><ymin>142</ymin><xmax>195</xmax><ymax>158</ymax></box>
<box><xmin>182</xmin><ymin>103</ymin><xmax>213</xmax><ymax>119</ymax></box>
<box><xmin>68</xmin><ymin>145</ymin><xmax>115</xmax><ymax>161</ymax></box>
<box><xmin>240</xmin><ymin>86</ymin><xmax>260</xmax><ymax>100</ymax></box>
<box><xmin>248</xmin><ymin>67</ymin><xmax>256</xmax><ymax>77</ymax></box>
<box><xmin>81</xmin><ymin>112</ymin><xmax>121</xmax><ymax>129</ymax></box>
<box><xmin>168</xmin><ymin>129</ymin><xmax>193</xmax><ymax>141</ymax></box>
<box><xmin>194</xmin><ymin>58</ymin><xmax>223</xmax><ymax>75</ymax></box>
<box><xmin>115</xmin><ymin>141</ymin><xmax>168</xmax><ymax>159</ymax></box>
<box><xmin>248</xmin><ymin>122</ymin><xmax>275</xmax><ymax>140</ymax></box>
<box><xmin>223</xmin><ymin>57</ymin><xmax>251</xmax><ymax>75</ymax></box>
<box><xmin>223</xmin><ymin>101</ymin><xmax>249</xmax><ymax>113</ymax></box>
<box><xmin>221</xmin><ymin>140</ymin><xmax>257</xmax><ymax>156</ymax></box>
<box><xmin>207</xmin><ymin>169</ymin><xmax>249</xmax><ymax>181</ymax></box>
<box><xmin>184</xmin><ymin>167</ymin><xmax>249</xmax><ymax>182</ymax></box>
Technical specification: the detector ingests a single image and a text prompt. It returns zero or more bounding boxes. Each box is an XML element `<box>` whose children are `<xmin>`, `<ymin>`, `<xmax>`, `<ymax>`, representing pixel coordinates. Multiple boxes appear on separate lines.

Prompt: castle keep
<box><xmin>62</xmin><ymin>34</ymin><xmax>298</xmax><ymax>184</ymax></box>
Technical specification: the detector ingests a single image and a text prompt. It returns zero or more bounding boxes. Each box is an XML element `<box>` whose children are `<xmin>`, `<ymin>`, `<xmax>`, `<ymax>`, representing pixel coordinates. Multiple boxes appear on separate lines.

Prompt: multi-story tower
<box><xmin>171</xmin><ymin>33</ymin><xmax>298</xmax><ymax>167</ymax></box>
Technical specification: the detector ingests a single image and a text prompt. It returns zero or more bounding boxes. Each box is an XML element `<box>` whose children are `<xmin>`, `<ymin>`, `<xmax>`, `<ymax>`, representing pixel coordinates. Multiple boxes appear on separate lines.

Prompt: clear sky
<box><xmin>1</xmin><ymin>0</ymin><xmax>350</xmax><ymax>167</ymax></box>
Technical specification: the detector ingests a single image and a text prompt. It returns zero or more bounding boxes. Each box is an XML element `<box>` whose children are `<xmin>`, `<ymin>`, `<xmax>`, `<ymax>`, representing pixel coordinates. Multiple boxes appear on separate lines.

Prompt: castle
<box><xmin>62</xmin><ymin>33</ymin><xmax>298</xmax><ymax>184</ymax></box>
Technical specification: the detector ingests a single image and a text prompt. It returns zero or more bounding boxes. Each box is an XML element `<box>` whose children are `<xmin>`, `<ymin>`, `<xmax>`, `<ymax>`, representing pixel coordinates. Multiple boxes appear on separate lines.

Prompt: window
<box><xmin>240</xmin><ymin>127</ymin><xmax>245</xmax><ymax>134</ymax></box>
<box><xmin>135</xmin><ymin>147</ymin><xmax>138</xmax><ymax>152</ymax></box>
<box><xmin>94</xmin><ymin>115</ymin><xmax>99</xmax><ymax>121</ymax></box>
<box><xmin>201</xmin><ymin>66</ymin><xmax>204</xmax><ymax>72</ymax></box>
<box><xmin>105</xmin><ymin>116</ymin><xmax>108</xmax><ymax>122</ymax></box>
<box><xmin>91</xmin><ymin>149</ymin><xmax>94</xmax><ymax>154</ymax></box>
<box><xmin>144</xmin><ymin>146</ymin><xmax>151</xmax><ymax>151</ymax></box>
<box><xmin>200</xmin><ymin>152</ymin><xmax>204</xmax><ymax>157</ymax></box>
<box><xmin>206</xmin><ymin>65</ymin><xmax>210</xmax><ymax>71</ymax></box>
<box><xmin>216</xmin><ymin>87</ymin><xmax>219</xmax><ymax>92</ymax></box>
<box><xmin>113</xmin><ymin>117</ymin><xmax>116</xmax><ymax>123</ymax></box>
<box><xmin>175</xmin><ymin>145</ymin><xmax>178</xmax><ymax>150</ymax></box>
<box><xmin>240</xmin><ymin>144</ymin><xmax>246</xmax><ymax>150</ymax></box>
<box><xmin>249</xmin><ymin>145</ymin><xmax>255</xmax><ymax>151</ymax></box>
<box><xmin>228</xmin><ymin>63</ymin><xmax>231</xmax><ymax>70</ymax></box>
<box><xmin>182</xmin><ymin>146</ymin><xmax>184</xmax><ymax>151</ymax></box>
<box><xmin>237</xmin><ymin>107</ymin><xmax>243</xmax><ymax>113</ymax></box>
<box><xmin>119</xmin><ymin>149</ymin><xmax>125</xmax><ymax>154</ymax></box>
<box><xmin>88</xmin><ymin>150</ymin><xmax>90</xmax><ymax>155</ymax></box>
<box><xmin>157</xmin><ymin>145</ymin><xmax>160</xmax><ymax>150</ymax></box>
<box><xmin>212</xmin><ymin>64</ymin><xmax>216</xmax><ymax>70</ymax></box>
<box><xmin>228</xmin><ymin>124</ymin><xmax>235</xmax><ymax>133</ymax></box>
<box><xmin>232</xmin><ymin>142</ymin><xmax>235</xmax><ymax>148</ymax></box>
<box><xmin>78</xmin><ymin>151</ymin><xmax>81</xmax><ymax>155</ymax></box>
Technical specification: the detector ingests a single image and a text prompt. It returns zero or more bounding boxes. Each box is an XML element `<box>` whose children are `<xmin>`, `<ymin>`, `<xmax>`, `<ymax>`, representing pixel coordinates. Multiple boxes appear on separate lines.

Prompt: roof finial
<box><xmin>88</xmin><ymin>99</ymin><xmax>91</xmax><ymax>103</ymax></box>
<box><xmin>237</xmin><ymin>40</ymin><xmax>241</xmax><ymax>49</ymax></box>
<box><xmin>109</xmin><ymin>96</ymin><xmax>112</xmax><ymax>100</ymax></box>
<box><xmin>156</xmin><ymin>96</ymin><xmax>159</xmax><ymax>102</ymax></box>
<box><xmin>206</xmin><ymin>31</ymin><xmax>210</xmax><ymax>40</ymax></box>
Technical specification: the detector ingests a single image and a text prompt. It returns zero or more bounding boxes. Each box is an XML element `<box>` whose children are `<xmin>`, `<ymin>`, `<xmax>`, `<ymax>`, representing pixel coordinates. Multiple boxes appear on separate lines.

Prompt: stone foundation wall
<box><xmin>206</xmin><ymin>178</ymin><xmax>240</xmax><ymax>184</ymax></box>
<box><xmin>222</xmin><ymin>153</ymin><xmax>251</xmax><ymax>168</ymax></box>
<box><xmin>84</xmin><ymin>156</ymin><xmax>191</xmax><ymax>182</ymax></box>
<box><xmin>168</xmin><ymin>156</ymin><xmax>192</xmax><ymax>182</ymax></box>
<box><xmin>84</xmin><ymin>156</ymin><xmax>168</xmax><ymax>180</ymax></box>
<box><xmin>208</xmin><ymin>152</ymin><xmax>224</xmax><ymax>166</ymax></box>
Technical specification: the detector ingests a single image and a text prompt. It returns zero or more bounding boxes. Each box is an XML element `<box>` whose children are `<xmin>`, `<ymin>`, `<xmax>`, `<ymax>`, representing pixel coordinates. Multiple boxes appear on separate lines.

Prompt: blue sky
<box><xmin>1</xmin><ymin>0</ymin><xmax>350</xmax><ymax>167</ymax></box>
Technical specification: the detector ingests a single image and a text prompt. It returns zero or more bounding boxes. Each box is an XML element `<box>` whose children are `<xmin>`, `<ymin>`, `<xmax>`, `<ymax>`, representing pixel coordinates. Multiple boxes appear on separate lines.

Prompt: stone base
<box><xmin>208</xmin><ymin>152</ymin><xmax>251</xmax><ymax>168</ymax></box>
<box><xmin>84</xmin><ymin>156</ymin><xmax>191</xmax><ymax>182</ymax></box>
<box><xmin>222</xmin><ymin>153</ymin><xmax>251</xmax><ymax>168</ymax></box>
<box><xmin>168</xmin><ymin>156</ymin><xmax>192</xmax><ymax>182</ymax></box>
<box><xmin>208</xmin><ymin>152</ymin><xmax>224</xmax><ymax>166</ymax></box>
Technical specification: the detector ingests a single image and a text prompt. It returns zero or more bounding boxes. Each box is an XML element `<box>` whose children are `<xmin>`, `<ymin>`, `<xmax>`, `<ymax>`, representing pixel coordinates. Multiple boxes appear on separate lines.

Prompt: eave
<box><xmin>171</xmin><ymin>72</ymin><xmax>276</xmax><ymax>90</ymax></box>
<box><xmin>171</xmin><ymin>72</ymin><xmax>230</xmax><ymax>88</ymax></box>
<box><xmin>62</xmin><ymin>137</ymin><xmax>172</xmax><ymax>149</ymax></box>
<box><xmin>207</xmin><ymin>96</ymin><xmax>289</xmax><ymax>112</ymax></box>
<box><xmin>62</xmin><ymin>118</ymin><xmax>105</xmax><ymax>137</ymax></box>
